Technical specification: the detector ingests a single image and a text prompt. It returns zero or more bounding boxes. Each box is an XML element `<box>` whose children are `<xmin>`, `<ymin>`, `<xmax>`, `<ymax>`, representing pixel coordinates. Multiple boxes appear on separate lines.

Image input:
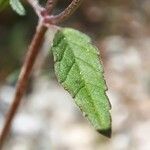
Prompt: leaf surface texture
<box><xmin>51</xmin><ymin>28</ymin><xmax>111</xmax><ymax>137</ymax></box>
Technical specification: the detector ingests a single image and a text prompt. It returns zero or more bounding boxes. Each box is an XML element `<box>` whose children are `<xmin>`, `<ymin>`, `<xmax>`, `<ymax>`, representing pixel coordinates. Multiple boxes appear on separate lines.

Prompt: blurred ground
<box><xmin>0</xmin><ymin>0</ymin><xmax>150</xmax><ymax>150</ymax></box>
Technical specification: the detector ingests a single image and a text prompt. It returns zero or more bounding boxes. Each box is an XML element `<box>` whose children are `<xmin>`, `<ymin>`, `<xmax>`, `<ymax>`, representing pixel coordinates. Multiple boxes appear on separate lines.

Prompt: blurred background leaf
<box><xmin>9</xmin><ymin>0</ymin><xmax>26</xmax><ymax>16</ymax></box>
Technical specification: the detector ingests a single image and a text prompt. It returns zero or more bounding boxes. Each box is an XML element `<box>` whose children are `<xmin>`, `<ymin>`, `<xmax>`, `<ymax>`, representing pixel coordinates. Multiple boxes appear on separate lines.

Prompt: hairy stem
<box><xmin>45</xmin><ymin>0</ymin><xmax>83</xmax><ymax>24</ymax></box>
<box><xmin>0</xmin><ymin>23</ymin><xmax>47</xmax><ymax>149</ymax></box>
<box><xmin>46</xmin><ymin>0</ymin><xmax>58</xmax><ymax>14</ymax></box>
<box><xmin>0</xmin><ymin>0</ymin><xmax>83</xmax><ymax>149</ymax></box>
<box><xmin>27</xmin><ymin>0</ymin><xmax>44</xmax><ymax>17</ymax></box>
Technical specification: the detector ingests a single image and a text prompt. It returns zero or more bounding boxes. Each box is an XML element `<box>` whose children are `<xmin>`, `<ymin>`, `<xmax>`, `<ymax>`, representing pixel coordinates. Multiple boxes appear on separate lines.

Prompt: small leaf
<box><xmin>51</xmin><ymin>28</ymin><xmax>112</xmax><ymax>137</ymax></box>
<box><xmin>9</xmin><ymin>0</ymin><xmax>26</xmax><ymax>16</ymax></box>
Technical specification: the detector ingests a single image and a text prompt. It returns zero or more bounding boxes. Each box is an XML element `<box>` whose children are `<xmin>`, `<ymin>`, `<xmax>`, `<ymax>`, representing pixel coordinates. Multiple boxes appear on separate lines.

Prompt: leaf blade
<box><xmin>51</xmin><ymin>28</ymin><xmax>111</xmax><ymax>137</ymax></box>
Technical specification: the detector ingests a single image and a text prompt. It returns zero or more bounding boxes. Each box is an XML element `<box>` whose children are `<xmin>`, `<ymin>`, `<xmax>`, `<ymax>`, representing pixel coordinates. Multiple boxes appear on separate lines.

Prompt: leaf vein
<box><xmin>60</xmin><ymin>61</ymin><xmax>75</xmax><ymax>83</ymax></box>
<box><xmin>68</xmin><ymin>39</ymin><xmax>99</xmax><ymax>55</ymax></box>
<box><xmin>75</xmin><ymin>56</ymin><xmax>99</xmax><ymax>74</ymax></box>
<box><xmin>73</xmin><ymin>84</ymin><xmax>85</xmax><ymax>98</ymax></box>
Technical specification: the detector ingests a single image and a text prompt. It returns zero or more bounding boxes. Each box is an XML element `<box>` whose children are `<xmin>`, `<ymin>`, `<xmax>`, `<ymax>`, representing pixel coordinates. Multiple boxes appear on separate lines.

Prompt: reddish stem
<box><xmin>46</xmin><ymin>0</ymin><xmax>58</xmax><ymax>14</ymax></box>
<box><xmin>52</xmin><ymin>0</ymin><xmax>83</xmax><ymax>24</ymax></box>
<box><xmin>0</xmin><ymin>23</ymin><xmax>47</xmax><ymax>149</ymax></box>
<box><xmin>0</xmin><ymin>0</ymin><xmax>83</xmax><ymax>149</ymax></box>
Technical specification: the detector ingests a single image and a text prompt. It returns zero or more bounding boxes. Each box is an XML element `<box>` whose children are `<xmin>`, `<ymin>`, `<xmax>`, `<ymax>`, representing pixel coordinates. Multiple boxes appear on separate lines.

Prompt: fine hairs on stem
<box><xmin>0</xmin><ymin>0</ymin><xmax>83</xmax><ymax>149</ymax></box>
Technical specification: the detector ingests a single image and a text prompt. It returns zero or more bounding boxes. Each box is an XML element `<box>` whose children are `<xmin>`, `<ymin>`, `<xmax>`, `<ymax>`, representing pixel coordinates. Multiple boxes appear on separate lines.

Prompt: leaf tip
<box><xmin>97</xmin><ymin>127</ymin><xmax>112</xmax><ymax>138</ymax></box>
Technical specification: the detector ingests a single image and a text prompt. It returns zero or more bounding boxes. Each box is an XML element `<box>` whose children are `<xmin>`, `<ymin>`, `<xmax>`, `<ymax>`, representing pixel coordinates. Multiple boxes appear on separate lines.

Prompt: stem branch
<box><xmin>0</xmin><ymin>0</ymin><xmax>83</xmax><ymax>149</ymax></box>
<box><xmin>27</xmin><ymin>0</ymin><xmax>45</xmax><ymax>17</ymax></box>
<box><xmin>46</xmin><ymin>0</ymin><xmax>58</xmax><ymax>14</ymax></box>
<box><xmin>44</xmin><ymin>0</ymin><xmax>83</xmax><ymax>24</ymax></box>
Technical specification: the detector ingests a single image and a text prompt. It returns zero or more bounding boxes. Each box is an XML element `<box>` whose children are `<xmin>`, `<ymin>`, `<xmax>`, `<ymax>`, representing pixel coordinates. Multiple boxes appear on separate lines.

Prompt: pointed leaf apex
<box><xmin>97</xmin><ymin>128</ymin><xmax>112</xmax><ymax>138</ymax></box>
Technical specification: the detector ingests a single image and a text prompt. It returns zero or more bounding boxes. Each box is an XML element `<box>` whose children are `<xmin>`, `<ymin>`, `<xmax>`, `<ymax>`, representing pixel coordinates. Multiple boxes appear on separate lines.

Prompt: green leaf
<box><xmin>9</xmin><ymin>0</ymin><xmax>26</xmax><ymax>16</ymax></box>
<box><xmin>51</xmin><ymin>28</ymin><xmax>112</xmax><ymax>137</ymax></box>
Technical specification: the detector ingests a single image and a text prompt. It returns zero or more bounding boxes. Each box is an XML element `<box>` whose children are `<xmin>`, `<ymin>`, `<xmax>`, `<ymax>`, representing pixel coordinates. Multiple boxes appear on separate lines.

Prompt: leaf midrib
<box><xmin>62</xmin><ymin>38</ymin><xmax>102</xmax><ymax>125</ymax></box>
